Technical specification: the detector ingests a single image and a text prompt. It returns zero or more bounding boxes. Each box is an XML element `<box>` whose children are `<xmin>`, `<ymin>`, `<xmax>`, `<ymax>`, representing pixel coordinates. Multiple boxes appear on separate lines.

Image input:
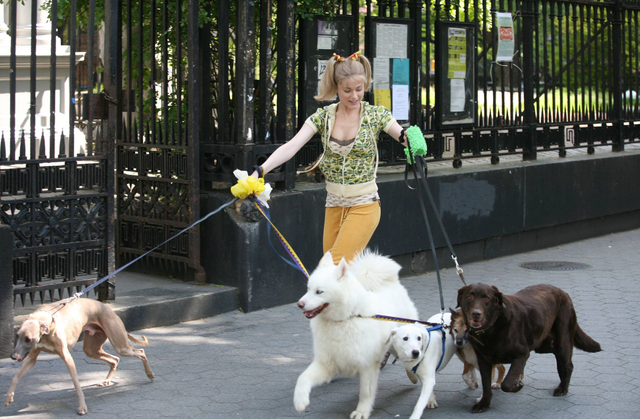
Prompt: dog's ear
<box><xmin>385</xmin><ymin>328</ymin><xmax>398</xmax><ymax>345</ymax></box>
<box><xmin>449</xmin><ymin>307</ymin><xmax>457</xmax><ymax>317</ymax></box>
<box><xmin>456</xmin><ymin>286</ymin><xmax>468</xmax><ymax>308</ymax></box>
<box><xmin>420</xmin><ymin>327</ymin><xmax>430</xmax><ymax>351</ymax></box>
<box><xmin>319</xmin><ymin>251</ymin><xmax>335</xmax><ymax>268</ymax></box>
<box><xmin>39</xmin><ymin>321</ymin><xmax>50</xmax><ymax>336</ymax></box>
<box><xmin>491</xmin><ymin>286</ymin><xmax>505</xmax><ymax>308</ymax></box>
<box><xmin>336</xmin><ymin>258</ymin><xmax>349</xmax><ymax>281</ymax></box>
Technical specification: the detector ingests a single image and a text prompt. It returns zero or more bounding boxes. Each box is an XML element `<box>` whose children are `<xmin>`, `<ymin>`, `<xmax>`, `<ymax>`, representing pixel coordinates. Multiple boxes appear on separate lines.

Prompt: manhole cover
<box><xmin>518</xmin><ymin>261</ymin><xmax>591</xmax><ymax>271</ymax></box>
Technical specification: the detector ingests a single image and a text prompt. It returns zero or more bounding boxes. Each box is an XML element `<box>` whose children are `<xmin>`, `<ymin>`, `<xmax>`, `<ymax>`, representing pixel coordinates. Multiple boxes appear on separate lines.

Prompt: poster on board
<box><xmin>495</xmin><ymin>12</ymin><xmax>515</xmax><ymax>62</ymax></box>
<box><xmin>435</xmin><ymin>21</ymin><xmax>477</xmax><ymax>129</ymax></box>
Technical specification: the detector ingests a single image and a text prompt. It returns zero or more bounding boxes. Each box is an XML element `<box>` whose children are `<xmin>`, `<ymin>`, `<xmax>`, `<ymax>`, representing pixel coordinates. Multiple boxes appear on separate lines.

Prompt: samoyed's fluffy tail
<box><xmin>348</xmin><ymin>249</ymin><xmax>402</xmax><ymax>292</ymax></box>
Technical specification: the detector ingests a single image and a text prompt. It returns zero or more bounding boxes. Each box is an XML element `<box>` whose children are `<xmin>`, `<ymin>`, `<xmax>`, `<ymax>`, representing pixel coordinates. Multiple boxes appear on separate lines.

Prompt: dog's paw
<box><xmin>471</xmin><ymin>399</ymin><xmax>491</xmax><ymax>413</ymax></box>
<box><xmin>501</xmin><ymin>380</ymin><xmax>524</xmax><ymax>393</ymax></box>
<box><xmin>553</xmin><ymin>386</ymin><xmax>568</xmax><ymax>396</ymax></box>
<box><xmin>77</xmin><ymin>405</ymin><xmax>88</xmax><ymax>415</ymax></box>
<box><xmin>5</xmin><ymin>392</ymin><xmax>14</xmax><ymax>407</ymax></box>
<box><xmin>427</xmin><ymin>400</ymin><xmax>438</xmax><ymax>409</ymax></box>
<box><xmin>349</xmin><ymin>409</ymin><xmax>370</xmax><ymax>419</ymax></box>
<box><xmin>293</xmin><ymin>393</ymin><xmax>309</xmax><ymax>413</ymax></box>
<box><xmin>491</xmin><ymin>382</ymin><xmax>501</xmax><ymax>389</ymax></box>
<box><xmin>97</xmin><ymin>379</ymin><xmax>114</xmax><ymax>387</ymax></box>
<box><xmin>464</xmin><ymin>377</ymin><xmax>479</xmax><ymax>389</ymax></box>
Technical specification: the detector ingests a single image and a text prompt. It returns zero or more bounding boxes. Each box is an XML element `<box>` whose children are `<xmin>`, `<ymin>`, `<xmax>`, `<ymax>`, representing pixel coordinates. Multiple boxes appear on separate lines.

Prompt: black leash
<box><xmin>404</xmin><ymin>141</ymin><xmax>467</xmax><ymax>312</ymax></box>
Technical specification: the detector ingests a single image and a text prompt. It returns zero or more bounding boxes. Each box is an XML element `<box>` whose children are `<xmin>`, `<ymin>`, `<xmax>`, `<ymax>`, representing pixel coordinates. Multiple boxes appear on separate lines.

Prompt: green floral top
<box><xmin>305</xmin><ymin>102</ymin><xmax>395</xmax><ymax>198</ymax></box>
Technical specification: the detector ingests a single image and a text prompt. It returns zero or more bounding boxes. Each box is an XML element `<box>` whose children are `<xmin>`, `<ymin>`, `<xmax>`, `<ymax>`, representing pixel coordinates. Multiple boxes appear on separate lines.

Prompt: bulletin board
<box><xmin>434</xmin><ymin>21</ymin><xmax>477</xmax><ymax>129</ymax></box>
<box><xmin>299</xmin><ymin>16</ymin><xmax>356</xmax><ymax>122</ymax></box>
<box><xmin>365</xmin><ymin>17</ymin><xmax>416</xmax><ymax>124</ymax></box>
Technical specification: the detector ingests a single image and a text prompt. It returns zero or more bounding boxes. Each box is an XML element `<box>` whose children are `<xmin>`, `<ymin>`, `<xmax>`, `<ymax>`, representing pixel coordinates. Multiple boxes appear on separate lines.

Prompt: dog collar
<box><xmin>470</xmin><ymin>328</ymin><xmax>485</xmax><ymax>336</ymax></box>
<box><xmin>411</xmin><ymin>325</ymin><xmax>447</xmax><ymax>374</ymax></box>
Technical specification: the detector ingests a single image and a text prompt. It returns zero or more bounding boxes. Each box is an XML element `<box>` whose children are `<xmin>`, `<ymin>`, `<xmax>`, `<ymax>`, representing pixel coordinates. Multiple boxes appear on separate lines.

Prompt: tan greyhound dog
<box><xmin>5</xmin><ymin>297</ymin><xmax>154</xmax><ymax>415</ymax></box>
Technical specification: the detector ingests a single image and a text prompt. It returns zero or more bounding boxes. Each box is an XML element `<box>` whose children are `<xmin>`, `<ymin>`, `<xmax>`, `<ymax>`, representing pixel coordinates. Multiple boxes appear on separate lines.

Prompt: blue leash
<box><xmin>412</xmin><ymin>324</ymin><xmax>447</xmax><ymax>374</ymax></box>
<box><xmin>249</xmin><ymin>198</ymin><xmax>310</xmax><ymax>278</ymax></box>
<box><xmin>49</xmin><ymin>198</ymin><xmax>239</xmax><ymax>314</ymax></box>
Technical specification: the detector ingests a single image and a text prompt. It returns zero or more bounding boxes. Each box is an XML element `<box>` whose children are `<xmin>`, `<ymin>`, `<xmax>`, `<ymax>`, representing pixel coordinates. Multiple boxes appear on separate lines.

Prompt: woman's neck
<box><xmin>337</xmin><ymin>101</ymin><xmax>361</xmax><ymax>118</ymax></box>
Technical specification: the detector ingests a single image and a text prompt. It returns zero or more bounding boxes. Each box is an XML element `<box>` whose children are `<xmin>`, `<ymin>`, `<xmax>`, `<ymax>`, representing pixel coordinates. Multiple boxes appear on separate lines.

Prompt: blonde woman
<box><xmin>250</xmin><ymin>51</ymin><xmax>407</xmax><ymax>264</ymax></box>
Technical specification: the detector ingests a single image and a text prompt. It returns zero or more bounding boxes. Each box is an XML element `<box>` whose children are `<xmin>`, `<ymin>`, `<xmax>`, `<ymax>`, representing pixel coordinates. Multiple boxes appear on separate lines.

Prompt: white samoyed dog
<box><xmin>294</xmin><ymin>250</ymin><xmax>419</xmax><ymax>419</ymax></box>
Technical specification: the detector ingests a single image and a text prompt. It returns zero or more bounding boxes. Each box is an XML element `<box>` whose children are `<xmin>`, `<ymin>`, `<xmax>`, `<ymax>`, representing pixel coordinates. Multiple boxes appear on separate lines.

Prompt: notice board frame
<box><xmin>365</xmin><ymin>16</ymin><xmax>417</xmax><ymax>125</ymax></box>
<box><xmin>434</xmin><ymin>21</ymin><xmax>477</xmax><ymax>130</ymax></box>
<box><xmin>299</xmin><ymin>15</ymin><xmax>356</xmax><ymax>123</ymax></box>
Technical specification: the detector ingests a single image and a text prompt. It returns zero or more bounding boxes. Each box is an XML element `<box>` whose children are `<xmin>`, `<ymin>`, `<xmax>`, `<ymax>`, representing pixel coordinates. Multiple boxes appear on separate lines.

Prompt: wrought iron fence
<box><xmin>416</xmin><ymin>0</ymin><xmax>640</xmax><ymax>167</ymax></box>
<box><xmin>0</xmin><ymin>0</ymin><xmax>114</xmax><ymax>305</ymax></box>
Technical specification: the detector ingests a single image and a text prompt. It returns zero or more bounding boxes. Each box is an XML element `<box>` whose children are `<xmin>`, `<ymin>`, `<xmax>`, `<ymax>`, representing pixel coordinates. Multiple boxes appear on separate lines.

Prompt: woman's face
<box><xmin>337</xmin><ymin>77</ymin><xmax>365</xmax><ymax>111</ymax></box>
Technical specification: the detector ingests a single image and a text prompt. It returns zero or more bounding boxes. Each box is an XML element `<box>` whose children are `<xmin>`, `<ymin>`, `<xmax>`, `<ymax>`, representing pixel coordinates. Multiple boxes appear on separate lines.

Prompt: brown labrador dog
<box><xmin>457</xmin><ymin>283</ymin><xmax>601</xmax><ymax>413</ymax></box>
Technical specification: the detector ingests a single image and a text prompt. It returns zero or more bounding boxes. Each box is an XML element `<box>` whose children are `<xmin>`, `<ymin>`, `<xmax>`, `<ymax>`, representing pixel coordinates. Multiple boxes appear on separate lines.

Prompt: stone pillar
<box><xmin>0</xmin><ymin>3</ymin><xmax>11</xmax><ymax>46</ymax></box>
<box><xmin>15</xmin><ymin>0</ymin><xmax>61</xmax><ymax>48</ymax></box>
<box><xmin>0</xmin><ymin>0</ymin><xmax>86</xmax><ymax>158</ymax></box>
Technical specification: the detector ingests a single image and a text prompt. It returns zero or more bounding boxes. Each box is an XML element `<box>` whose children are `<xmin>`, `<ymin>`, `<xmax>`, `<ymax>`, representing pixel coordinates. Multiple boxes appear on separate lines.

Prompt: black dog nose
<box><xmin>412</xmin><ymin>350</ymin><xmax>420</xmax><ymax>358</ymax></box>
<box><xmin>472</xmin><ymin>309</ymin><xmax>482</xmax><ymax>319</ymax></box>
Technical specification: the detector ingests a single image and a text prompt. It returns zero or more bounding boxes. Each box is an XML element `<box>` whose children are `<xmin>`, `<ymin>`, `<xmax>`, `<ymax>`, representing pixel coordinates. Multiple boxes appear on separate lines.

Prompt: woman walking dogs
<box><xmin>249</xmin><ymin>51</ymin><xmax>407</xmax><ymax>264</ymax></box>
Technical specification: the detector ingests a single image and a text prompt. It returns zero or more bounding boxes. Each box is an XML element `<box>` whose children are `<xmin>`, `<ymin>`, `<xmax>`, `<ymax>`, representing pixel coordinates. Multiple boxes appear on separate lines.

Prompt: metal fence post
<box><xmin>0</xmin><ymin>225</ymin><xmax>14</xmax><ymax>358</ymax></box>
<box><xmin>187</xmin><ymin>0</ymin><xmax>207</xmax><ymax>283</ymax></box>
<box><xmin>522</xmin><ymin>0</ymin><xmax>538</xmax><ymax>161</ymax></box>
<box><xmin>236</xmin><ymin>0</ymin><xmax>255</xmax><ymax>155</ymax></box>
<box><xmin>101</xmin><ymin>0</ymin><xmax>120</xmax><ymax>300</ymax></box>
<box><xmin>410</xmin><ymin>0</ymin><xmax>422</xmax><ymax>126</ymax></box>
<box><xmin>611</xmin><ymin>0</ymin><xmax>625</xmax><ymax>152</ymax></box>
<box><xmin>277</xmin><ymin>0</ymin><xmax>296</xmax><ymax>189</ymax></box>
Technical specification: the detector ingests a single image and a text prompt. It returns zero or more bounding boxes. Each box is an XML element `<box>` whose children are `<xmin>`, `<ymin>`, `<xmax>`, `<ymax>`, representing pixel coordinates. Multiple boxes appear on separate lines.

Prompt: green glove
<box><xmin>404</xmin><ymin>125</ymin><xmax>427</xmax><ymax>164</ymax></box>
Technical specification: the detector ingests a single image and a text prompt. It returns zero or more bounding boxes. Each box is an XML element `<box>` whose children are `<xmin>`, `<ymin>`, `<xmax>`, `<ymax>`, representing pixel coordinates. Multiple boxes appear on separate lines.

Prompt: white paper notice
<box><xmin>450</xmin><ymin>79</ymin><xmax>466</xmax><ymax>112</ymax></box>
<box><xmin>495</xmin><ymin>12</ymin><xmax>515</xmax><ymax>62</ymax></box>
<box><xmin>317</xmin><ymin>35</ymin><xmax>334</xmax><ymax>51</ymax></box>
<box><xmin>392</xmin><ymin>84</ymin><xmax>410</xmax><ymax>121</ymax></box>
<box><xmin>373</xmin><ymin>58</ymin><xmax>390</xmax><ymax>86</ymax></box>
<box><xmin>376</xmin><ymin>23</ymin><xmax>407</xmax><ymax>58</ymax></box>
<box><xmin>317</xmin><ymin>59</ymin><xmax>328</xmax><ymax>96</ymax></box>
<box><xmin>318</xmin><ymin>60</ymin><xmax>328</xmax><ymax>81</ymax></box>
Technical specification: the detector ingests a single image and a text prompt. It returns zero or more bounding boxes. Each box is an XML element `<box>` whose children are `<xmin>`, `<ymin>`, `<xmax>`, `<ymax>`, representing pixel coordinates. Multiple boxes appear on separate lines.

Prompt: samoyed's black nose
<box><xmin>412</xmin><ymin>350</ymin><xmax>420</xmax><ymax>359</ymax></box>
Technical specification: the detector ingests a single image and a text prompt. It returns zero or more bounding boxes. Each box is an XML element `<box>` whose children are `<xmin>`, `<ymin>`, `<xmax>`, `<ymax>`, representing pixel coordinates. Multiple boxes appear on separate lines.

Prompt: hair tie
<box><xmin>346</xmin><ymin>50</ymin><xmax>361</xmax><ymax>60</ymax></box>
<box><xmin>333</xmin><ymin>52</ymin><xmax>345</xmax><ymax>62</ymax></box>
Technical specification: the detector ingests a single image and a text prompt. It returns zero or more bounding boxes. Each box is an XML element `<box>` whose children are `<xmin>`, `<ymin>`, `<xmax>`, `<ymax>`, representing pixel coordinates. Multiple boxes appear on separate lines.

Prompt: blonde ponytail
<box><xmin>314</xmin><ymin>52</ymin><xmax>372</xmax><ymax>102</ymax></box>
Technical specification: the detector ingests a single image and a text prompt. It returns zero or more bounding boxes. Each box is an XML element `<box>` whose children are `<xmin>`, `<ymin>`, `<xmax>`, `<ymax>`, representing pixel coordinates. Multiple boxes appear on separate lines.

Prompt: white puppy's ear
<box><xmin>421</xmin><ymin>327</ymin><xmax>430</xmax><ymax>352</ymax></box>
<box><xmin>40</xmin><ymin>321</ymin><xmax>50</xmax><ymax>335</ymax></box>
<box><xmin>319</xmin><ymin>251</ymin><xmax>335</xmax><ymax>268</ymax></box>
<box><xmin>336</xmin><ymin>258</ymin><xmax>349</xmax><ymax>281</ymax></box>
<box><xmin>385</xmin><ymin>328</ymin><xmax>398</xmax><ymax>345</ymax></box>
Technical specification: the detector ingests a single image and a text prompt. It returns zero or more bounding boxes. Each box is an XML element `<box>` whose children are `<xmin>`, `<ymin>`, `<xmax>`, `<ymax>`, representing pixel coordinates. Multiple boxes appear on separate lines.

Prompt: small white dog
<box><xmin>294</xmin><ymin>250</ymin><xmax>418</xmax><ymax>419</ymax></box>
<box><xmin>385</xmin><ymin>312</ymin><xmax>459</xmax><ymax>419</ymax></box>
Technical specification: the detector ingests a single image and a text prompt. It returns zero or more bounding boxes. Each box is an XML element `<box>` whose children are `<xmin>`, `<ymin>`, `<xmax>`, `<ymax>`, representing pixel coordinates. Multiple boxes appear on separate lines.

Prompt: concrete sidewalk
<box><xmin>2</xmin><ymin>228</ymin><xmax>639</xmax><ymax>419</ymax></box>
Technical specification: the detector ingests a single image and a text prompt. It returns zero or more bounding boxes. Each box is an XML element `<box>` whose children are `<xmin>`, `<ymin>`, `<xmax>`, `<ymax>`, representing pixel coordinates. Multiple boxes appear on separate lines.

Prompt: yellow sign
<box><xmin>447</xmin><ymin>28</ymin><xmax>467</xmax><ymax>79</ymax></box>
<box><xmin>374</xmin><ymin>89</ymin><xmax>392</xmax><ymax>110</ymax></box>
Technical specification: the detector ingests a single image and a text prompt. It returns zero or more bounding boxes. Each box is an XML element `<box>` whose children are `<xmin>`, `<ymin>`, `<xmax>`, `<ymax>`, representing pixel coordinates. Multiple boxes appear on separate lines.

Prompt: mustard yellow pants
<box><xmin>323</xmin><ymin>201</ymin><xmax>381</xmax><ymax>265</ymax></box>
